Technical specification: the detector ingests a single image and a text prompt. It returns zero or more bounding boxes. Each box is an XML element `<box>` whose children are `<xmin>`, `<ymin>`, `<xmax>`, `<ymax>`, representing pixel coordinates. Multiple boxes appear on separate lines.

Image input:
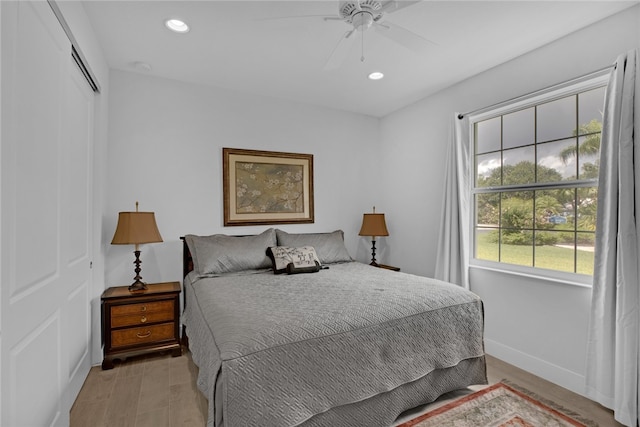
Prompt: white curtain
<box><xmin>435</xmin><ymin>114</ymin><xmax>471</xmax><ymax>289</ymax></box>
<box><xmin>585</xmin><ymin>49</ymin><xmax>640</xmax><ymax>427</ymax></box>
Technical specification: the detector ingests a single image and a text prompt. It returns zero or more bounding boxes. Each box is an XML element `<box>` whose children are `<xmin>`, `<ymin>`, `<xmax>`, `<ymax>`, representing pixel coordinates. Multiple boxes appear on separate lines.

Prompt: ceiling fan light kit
<box><xmin>351</xmin><ymin>11</ymin><xmax>374</xmax><ymax>31</ymax></box>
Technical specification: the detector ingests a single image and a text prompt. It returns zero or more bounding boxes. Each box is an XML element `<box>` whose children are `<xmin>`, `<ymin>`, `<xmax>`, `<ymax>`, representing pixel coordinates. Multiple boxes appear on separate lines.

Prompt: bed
<box><xmin>181</xmin><ymin>228</ymin><xmax>487</xmax><ymax>427</ymax></box>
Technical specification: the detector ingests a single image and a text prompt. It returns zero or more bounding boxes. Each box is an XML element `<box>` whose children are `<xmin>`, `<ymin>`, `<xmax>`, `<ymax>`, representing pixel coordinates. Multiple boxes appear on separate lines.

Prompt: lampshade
<box><xmin>111</xmin><ymin>212</ymin><xmax>163</xmax><ymax>245</ymax></box>
<box><xmin>358</xmin><ymin>213</ymin><xmax>389</xmax><ymax>237</ymax></box>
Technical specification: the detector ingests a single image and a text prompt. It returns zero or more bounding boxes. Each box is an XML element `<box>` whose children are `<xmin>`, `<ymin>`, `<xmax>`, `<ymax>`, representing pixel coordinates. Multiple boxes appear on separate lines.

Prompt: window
<box><xmin>471</xmin><ymin>78</ymin><xmax>607</xmax><ymax>280</ymax></box>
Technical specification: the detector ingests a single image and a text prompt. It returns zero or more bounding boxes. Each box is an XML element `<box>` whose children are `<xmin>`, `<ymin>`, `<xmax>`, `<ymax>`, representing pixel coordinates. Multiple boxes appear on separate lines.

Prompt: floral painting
<box><xmin>235</xmin><ymin>162</ymin><xmax>304</xmax><ymax>213</ymax></box>
<box><xmin>223</xmin><ymin>148</ymin><xmax>314</xmax><ymax>226</ymax></box>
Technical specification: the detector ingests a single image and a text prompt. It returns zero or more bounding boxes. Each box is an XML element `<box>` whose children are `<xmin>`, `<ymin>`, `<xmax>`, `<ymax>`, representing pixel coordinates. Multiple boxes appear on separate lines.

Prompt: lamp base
<box><xmin>369</xmin><ymin>240</ymin><xmax>379</xmax><ymax>266</ymax></box>
<box><xmin>128</xmin><ymin>280</ymin><xmax>148</xmax><ymax>293</ymax></box>
<box><xmin>128</xmin><ymin>250</ymin><xmax>148</xmax><ymax>293</ymax></box>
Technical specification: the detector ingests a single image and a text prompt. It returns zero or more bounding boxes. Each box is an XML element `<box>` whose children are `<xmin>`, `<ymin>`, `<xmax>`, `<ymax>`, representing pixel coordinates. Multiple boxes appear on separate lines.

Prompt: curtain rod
<box><xmin>457</xmin><ymin>63</ymin><xmax>615</xmax><ymax>120</ymax></box>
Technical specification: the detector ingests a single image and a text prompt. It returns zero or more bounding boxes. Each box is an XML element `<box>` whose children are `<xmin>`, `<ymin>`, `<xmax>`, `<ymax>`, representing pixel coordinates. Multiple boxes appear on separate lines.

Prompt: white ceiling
<box><xmin>82</xmin><ymin>0</ymin><xmax>637</xmax><ymax>117</ymax></box>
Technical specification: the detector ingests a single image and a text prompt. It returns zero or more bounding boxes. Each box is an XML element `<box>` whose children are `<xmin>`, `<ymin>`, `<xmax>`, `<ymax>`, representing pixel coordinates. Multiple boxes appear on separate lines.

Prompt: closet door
<box><xmin>1</xmin><ymin>1</ymin><xmax>94</xmax><ymax>426</ymax></box>
<box><xmin>61</xmin><ymin>31</ymin><xmax>96</xmax><ymax>416</ymax></box>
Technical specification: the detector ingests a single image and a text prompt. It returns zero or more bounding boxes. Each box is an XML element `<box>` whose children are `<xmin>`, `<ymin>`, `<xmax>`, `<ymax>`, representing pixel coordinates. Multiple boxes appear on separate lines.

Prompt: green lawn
<box><xmin>475</xmin><ymin>231</ymin><xmax>594</xmax><ymax>275</ymax></box>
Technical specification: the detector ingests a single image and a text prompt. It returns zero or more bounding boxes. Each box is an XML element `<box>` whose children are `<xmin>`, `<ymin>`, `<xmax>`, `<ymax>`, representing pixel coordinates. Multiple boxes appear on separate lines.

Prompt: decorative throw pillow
<box><xmin>275</xmin><ymin>229</ymin><xmax>353</xmax><ymax>264</ymax></box>
<box><xmin>266</xmin><ymin>246</ymin><xmax>321</xmax><ymax>274</ymax></box>
<box><xmin>185</xmin><ymin>228</ymin><xmax>276</xmax><ymax>275</ymax></box>
<box><xmin>286</xmin><ymin>262</ymin><xmax>321</xmax><ymax>275</ymax></box>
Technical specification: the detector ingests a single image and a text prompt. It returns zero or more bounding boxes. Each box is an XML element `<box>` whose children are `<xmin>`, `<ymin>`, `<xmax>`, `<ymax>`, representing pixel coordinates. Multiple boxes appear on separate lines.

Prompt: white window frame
<box><xmin>467</xmin><ymin>72</ymin><xmax>610</xmax><ymax>287</ymax></box>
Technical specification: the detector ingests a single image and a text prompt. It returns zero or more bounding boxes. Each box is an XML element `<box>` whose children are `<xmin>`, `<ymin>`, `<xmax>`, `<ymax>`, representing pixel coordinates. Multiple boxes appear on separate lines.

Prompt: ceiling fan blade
<box><xmin>323</xmin><ymin>30</ymin><xmax>356</xmax><ymax>70</ymax></box>
<box><xmin>378</xmin><ymin>0</ymin><xmax>423</xmax><ymax>14</ymax></box>
<box><xmin>374</xmin><ymin>20</ymin><xmax>436</xmax><ymax>54</ymax></box>
<box><xmin>256</xmin><ymin>14</ymin><xmax>338</xmax><ymax>22</ymax></box>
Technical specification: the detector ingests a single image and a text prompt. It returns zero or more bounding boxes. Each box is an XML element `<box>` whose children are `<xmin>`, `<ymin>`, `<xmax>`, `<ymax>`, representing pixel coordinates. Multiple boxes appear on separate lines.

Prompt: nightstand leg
<box><xmin>102</xmin><ymin>358</ymin><xmax>115</xmax><ymax>370</ymax></box>
<box><xmin>171</xmin><ymin>347</ymin><xmax>182</xmax><ymax>357</ymax></box>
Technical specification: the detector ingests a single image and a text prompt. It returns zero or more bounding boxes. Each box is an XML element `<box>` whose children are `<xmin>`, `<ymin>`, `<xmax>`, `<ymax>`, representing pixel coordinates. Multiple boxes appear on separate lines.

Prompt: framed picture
<box><xmin>223</xmin><ymin>148</ymin><xmax>314</xmax><ymax>226</ymax></box>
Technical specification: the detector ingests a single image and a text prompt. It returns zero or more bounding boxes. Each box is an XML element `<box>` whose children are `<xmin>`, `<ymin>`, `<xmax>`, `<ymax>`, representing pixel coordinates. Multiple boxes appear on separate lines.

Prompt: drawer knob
<box><xmin>137</xmin><ymin>330</ymin><xmax>152</xmax><ymax>339</ymax></box>
<box><xmin>140</xmin><ymin>316</ymin><xmax>147</xmax><ymax>323</ymax></box>
<box><xmin>140</xmin><ymin>306</ymin><xmax>147</xmax><ymax>312</ymax></box>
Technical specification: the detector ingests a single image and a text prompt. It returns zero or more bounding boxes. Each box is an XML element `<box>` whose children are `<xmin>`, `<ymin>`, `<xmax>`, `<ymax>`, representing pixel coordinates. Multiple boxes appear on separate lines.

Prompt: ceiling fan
<box><xmin>323</xmin><ymin>0</ymin><xmax>434</xmax><ymax>69</ymax></box>
<box><xmin>265</xmin><ymin>0</ymin><xmax>435</xmax><ymax>70</ymax></box>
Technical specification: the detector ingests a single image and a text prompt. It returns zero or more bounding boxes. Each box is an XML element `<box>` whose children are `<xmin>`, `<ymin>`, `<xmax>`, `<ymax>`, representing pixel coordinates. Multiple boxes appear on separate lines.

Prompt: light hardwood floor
<box><xmin>71</xmin><ymin>350</ymin><xmax>621</xmax><ymax>426</ymax></box>
<box><xmin>71</xmin><ymin>349</ymin><xmax>207</xmax><ymax>427</ymax></box>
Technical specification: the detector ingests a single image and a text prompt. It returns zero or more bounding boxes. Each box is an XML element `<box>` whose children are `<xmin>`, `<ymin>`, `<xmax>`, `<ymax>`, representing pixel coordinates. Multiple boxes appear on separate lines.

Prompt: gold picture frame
<box><xmin>223</xmin><ymin>148</ymin><xmax>314</xmax><ymax>226</ymax></box>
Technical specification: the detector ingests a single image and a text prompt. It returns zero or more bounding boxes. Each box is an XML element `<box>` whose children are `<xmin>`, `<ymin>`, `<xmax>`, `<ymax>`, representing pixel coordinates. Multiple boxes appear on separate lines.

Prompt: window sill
<box><xmin>469</xmin><ymin>261</ymin><xmax>593</xmax><ymax>288</ymax></box>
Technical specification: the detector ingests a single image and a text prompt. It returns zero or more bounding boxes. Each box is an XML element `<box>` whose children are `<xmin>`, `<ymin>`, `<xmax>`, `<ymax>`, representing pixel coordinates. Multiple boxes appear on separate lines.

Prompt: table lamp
<box><xmin>111</xmin><ymin>202</ymin><xmax>163</xmax><ymax>292</ymax></box>
<box><xmin>358</xmin><ymin>206</ymin><xmax>389</xmax><ymax>266</ymax></box>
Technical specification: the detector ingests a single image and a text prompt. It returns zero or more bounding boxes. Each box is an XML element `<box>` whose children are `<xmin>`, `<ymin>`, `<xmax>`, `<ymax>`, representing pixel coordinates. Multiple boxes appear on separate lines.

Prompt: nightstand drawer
<box><xmin>111</xmin><ymin>323</ymin><xmax>175</xmax><ymax>348</ymax></box>
<box><xmin>111</xmin><ymin>300</ymin><xmax>173</xmax><ymax>317</ymax></box>
<box><xmin>111</xmin><ymin>310</ymin><xmax>174</xmax><ymax>328</ymax></box>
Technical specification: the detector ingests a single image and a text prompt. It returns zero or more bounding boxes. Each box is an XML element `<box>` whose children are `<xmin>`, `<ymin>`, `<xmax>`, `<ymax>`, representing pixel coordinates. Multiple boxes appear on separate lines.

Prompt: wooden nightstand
<box><xmin>375</xmin><ymin>264</ymin><xmax>401</xmax><ymax>272</ymax></box>
<box><xmin>101</xmin><ymin>281</ymin><xmax>182</xmax><ymax>369</ymax></box>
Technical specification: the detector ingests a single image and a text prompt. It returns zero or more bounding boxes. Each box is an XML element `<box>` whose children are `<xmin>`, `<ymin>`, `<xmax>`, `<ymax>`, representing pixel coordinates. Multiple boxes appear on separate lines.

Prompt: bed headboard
<box><xmin>180</xmin><ymin>236</ymin><xmax>194</xmax><ymax>278</ymax></box>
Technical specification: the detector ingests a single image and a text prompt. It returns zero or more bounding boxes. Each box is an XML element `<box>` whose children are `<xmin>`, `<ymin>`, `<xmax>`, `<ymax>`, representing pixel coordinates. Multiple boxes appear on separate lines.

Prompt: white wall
<box><xmin>379</xmin><ymin>5</ymin><xmax>640</xmax><ymax>396</ymax></box>
<box><xmin>105</xmin><ymin>70</ymin><xmax>381</xmax><ymax>288</ymax></box>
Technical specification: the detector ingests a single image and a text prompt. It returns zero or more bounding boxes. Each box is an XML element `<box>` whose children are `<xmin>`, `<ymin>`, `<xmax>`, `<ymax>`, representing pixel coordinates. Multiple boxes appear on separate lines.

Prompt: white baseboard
<box><xmin>485</xmin><ymin>338</ymin><xmax>587</xmax><ymax>397</ymax></box>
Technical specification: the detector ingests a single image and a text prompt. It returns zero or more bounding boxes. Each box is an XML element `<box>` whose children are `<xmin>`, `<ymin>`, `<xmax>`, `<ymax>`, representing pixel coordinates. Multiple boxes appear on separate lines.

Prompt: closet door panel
<box><xmin>62</xmin><ymin>49</ymin><xmax>94</xmax><ymax>406</ymax></box>
<box><xmin>11</xmin><ymin>0</ymin><xmax>67</xmax><ymax>299</ymax></box>
<box><xmin>2</xmin><ymin>2</ymin><xmax>69</xmax><ymax>425</ymax></box>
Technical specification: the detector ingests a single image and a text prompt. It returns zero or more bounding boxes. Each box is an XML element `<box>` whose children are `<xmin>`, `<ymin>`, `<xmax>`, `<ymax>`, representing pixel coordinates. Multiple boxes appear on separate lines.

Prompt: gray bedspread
<box><xmin>183</xmin><ymin>261</ymin><xmax>486</xmax><ymax>427</ymax></box>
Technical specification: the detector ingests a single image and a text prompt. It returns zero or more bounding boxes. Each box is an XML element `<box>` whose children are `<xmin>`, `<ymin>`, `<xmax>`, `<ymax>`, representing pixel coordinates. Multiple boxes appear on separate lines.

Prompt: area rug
<box><xmin>398</xmin><ymin>381</ymin><xmax>598</xmax><ymax>427</ymax></box>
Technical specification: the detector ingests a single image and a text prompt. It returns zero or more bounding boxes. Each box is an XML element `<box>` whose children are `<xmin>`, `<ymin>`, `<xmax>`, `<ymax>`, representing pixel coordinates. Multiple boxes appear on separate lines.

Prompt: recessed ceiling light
<box><xmin>165</xmin><ymin>19</ymin><xmax>190</xmax><ymax>33</ymax></box>
<box><xmin>368</xmin><ymin>71</ymin><xmax>384</xmax><ymax>80</ymax></box>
